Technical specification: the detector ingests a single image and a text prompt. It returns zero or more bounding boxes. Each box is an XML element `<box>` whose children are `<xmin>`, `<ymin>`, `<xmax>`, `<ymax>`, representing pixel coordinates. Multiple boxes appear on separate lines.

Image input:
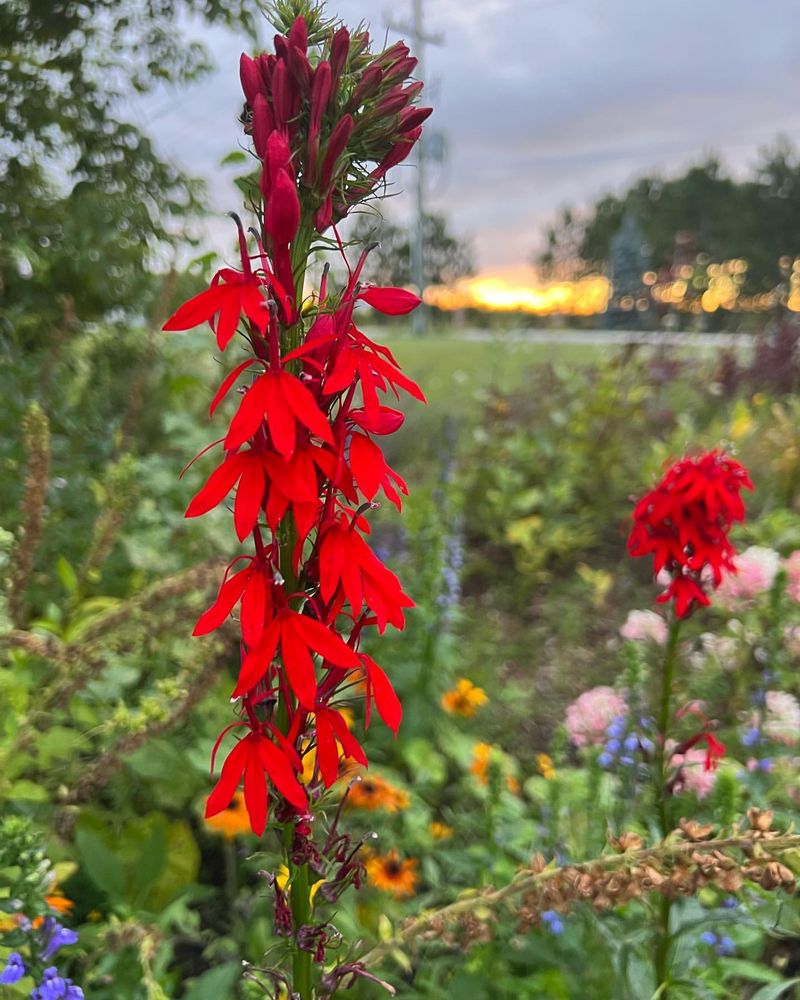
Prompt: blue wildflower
<box><xmin>700</xmin><ymin>931</ymin><xmax>717</xmax><ymax>946</ymax></box>
<box><xmin>623</xmin><ymin>735</ymin><xmax>639</xmax><ymax>752</ymax></box>
<box><xmin>716</xmin><ymin>936</ymin><xmax>736</xmax><ymax>956</ymax></box>
<box><xmin>598</xmin><ymin>751</ymin><xmax>614</xmax><ymax>768</ymax></box>
<box><xmin>620</xmin><ymin>755</ymin><xmax>635</xmax><ymax>766</ymax></box>
<box><xmin>722</xmin><ymin>896</ymin><xmax>738</xmax><ymax>909</ymax></box>
<box><xmin>64</xmin><ymin>981</ymin><xmax>84</xmax><ymax>999</ymax></box>
<box><xmin>41</xmin><ymin>917</ymin><xmax>79</xmax><ymax>960</ymax></box>
<box><xmin>606</xmin><ymin>718</ymin><xmax>626</xmax><ymax>740</ymax></box>
<box><xmin>541</xmin><ymin>910</ymin><xmax>564</xmax><ymax>935</ymax></box>
<box><xmin>606</xmin><ymin>738</ymin><xmax>621</xmax><ymax>754</ymax></box>
<box><xmin>37</xmin><ymin>967</ymin><xmax>66</xmax><ymax>1000</ymax></box>
<box><xmin>0</xmin><ymin>952</ymin><xmax>25</xmax><ymax>985</ymax></box>
<box><xmin>640</xmin><ymin>737</ymin><xmax>655</xmax><ymax>754</ymax></box>
<box><xmin>759</xmin><ymin>759</ymin><xmax>773</xmax><ymax>772</ymax></box>
<box><xmin>741</xmin><ymin>726</ymin><xmax>761</xmax><ymax>748</ymax></box>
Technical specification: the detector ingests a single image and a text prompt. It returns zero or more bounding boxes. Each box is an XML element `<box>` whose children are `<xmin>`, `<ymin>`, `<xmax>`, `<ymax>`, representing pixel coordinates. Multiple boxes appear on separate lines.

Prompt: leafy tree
<box><xmin>0</xmin><ymin>0</ymin><xmax>259</xmax><ymax>346</ymax></box>
<box><xmin>537</xmin><ymin>141</ymin><xmax>800</xmax><ymax>294</ymax></box>
<box><xmin>351</xmin><ymin>211</ymin><xmax>474</xmax><ymax>288</ymax></box>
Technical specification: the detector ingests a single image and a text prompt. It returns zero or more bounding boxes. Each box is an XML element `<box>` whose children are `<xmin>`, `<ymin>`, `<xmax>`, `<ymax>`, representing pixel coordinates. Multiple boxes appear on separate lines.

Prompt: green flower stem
<box><xmin>290</xmin><ymin>860</ymin><xmax>312</xmax><ymax>998</ymax></box>
<box><xmin>653</xmin><ymin>615</ymin><xmax>681</xmax><ymax>1000</ymax></box>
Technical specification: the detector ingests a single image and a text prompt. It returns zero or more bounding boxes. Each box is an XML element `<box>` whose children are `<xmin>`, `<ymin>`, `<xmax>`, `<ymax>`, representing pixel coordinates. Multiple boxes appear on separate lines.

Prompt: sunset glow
<box><xmin>424</xmin><ymin>268</ymin><xmax>612</xmax><ymax>316</ymax></box>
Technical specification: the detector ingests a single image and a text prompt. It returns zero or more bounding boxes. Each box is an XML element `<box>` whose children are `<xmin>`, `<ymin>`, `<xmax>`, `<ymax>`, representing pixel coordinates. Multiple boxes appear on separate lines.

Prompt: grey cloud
<box><xmin>140</xmin><ymin>0</ymin><xmax>800</xmax><ymax>269</ymax></box>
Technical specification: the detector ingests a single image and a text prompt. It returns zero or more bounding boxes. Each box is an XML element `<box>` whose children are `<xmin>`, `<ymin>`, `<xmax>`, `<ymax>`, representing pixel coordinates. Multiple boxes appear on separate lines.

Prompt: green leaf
<box><xmin>220</xmin><ymin>150</ymin><xmax>247</xmax><ymax>166</ymax></box>
<box><xmin>717</xmin><ymin>958</ymin><xmax>783</xmax><ymax>985</ymax></box>
<box><xmin>182</xmin><ymin>962</ymin><xmax>241</xmax><ymax>1000</ymax></box>
<box><xmin>7</xmin><ymin>779</ymin><xmax>49</xmax><ymax>801</ymax></box>
<box><xmin>75</xmin><ymin>829</ymin><xmax>125</xmax><ymax>902</ymax></box>
<box><xmin>56</xmin><ymin>556</ymin><xmax>78</xmax><ymax>596</ymax></box>
<box><xmin>750</xmin><ymin>980</ymin><xmax>800</xmax><ymax>1000</ymax></box>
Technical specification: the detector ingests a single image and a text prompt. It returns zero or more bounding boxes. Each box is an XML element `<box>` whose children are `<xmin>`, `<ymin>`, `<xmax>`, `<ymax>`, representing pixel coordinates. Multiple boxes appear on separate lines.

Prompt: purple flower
<box><xmin>0</xmin><ymin>952</ymin><xmax>25</xmax><ymax>984</ymax></box>
<box><xmin>41</xmin><ymin>917</ymin><xmax>79</xmax><ymax>959</ymax></box>
<box><xmin>606</xmin><ymin>738</ymin><xmax>621</xmax><ymax>754</ymax></box>
<box><xmin>741</xmin><ymin>726</ymin><xmax>761</xmax><ymax>748</ymax></box>
<box><xmin>716</xmin><ymin>936</ymin><xmax>736</xmax><ymax>956</ymax></box>
<box><xmin>623</xmin><ymin>735</ymin><xmax>639</xmax><ymax>752</ymax></box>
<box><xmin>722</xmin><ymin>896</ymin><xmax>739</xmax><ymax>909</ymax></box>
<box><xmin>541</xmin><ymin>909</ymin><xmax>564</xmax><ymax>935</ymax></box>
<box><xmin>598</xmin><ymin>751</ymin><xmax>614</xmax><ymax>768</ymax></box>
<box><xmin>37</xmin><ymin>967</ymin><xmax>66</xmax><ymax>999</ymax></box>
<box><xmin>700</xmin><ymin>931</ymin><xmax>717</xmax><ymax>946</ymax></box>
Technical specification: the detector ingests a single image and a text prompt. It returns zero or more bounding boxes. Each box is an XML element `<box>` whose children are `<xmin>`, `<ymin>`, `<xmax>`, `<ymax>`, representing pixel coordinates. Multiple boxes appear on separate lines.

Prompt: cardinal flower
<box><xmin>206</xmin><ymin>729</ymin><xmax>308</xmax><ymax>836</ymax></box>
<box><xmin>225</xmin><ymin>368</ymin><xmax>334</xmax><ymax>457</ymax></box>
<box><xmin>193</xmin><ymin>557</ymin><xmax>274</xmax><ymax>648</ymax></box>
<box><xmin>234</xmin><ymin>606</ymin><xmax>361</xmax><ymax>707</ymax></box>
<box><xmin>163</xmin><ymin>268</ymin><xmax>269</xmax><ymax>349</ymax></box>
<box><xmin>628</xmin><ymin>450</ymin><xmax>752</xmax><ymax>617</ymax></box>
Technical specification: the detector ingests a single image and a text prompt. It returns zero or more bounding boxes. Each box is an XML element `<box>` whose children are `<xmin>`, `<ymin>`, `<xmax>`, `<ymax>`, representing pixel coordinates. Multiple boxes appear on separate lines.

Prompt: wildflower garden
<box><xmin>5</xmin><ymin>2</ymin><xmax>800</xmax><ymax>998</ymax></box>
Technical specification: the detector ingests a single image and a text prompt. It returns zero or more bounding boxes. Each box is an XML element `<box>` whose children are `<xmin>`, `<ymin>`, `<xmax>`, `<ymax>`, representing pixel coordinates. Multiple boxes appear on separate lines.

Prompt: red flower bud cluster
<box><xmin>628</xmin><ymin>450</ymin><xmax>753</xmax><ymax>618</ymax></box>
<box><xmin>164</xmin><ymin>13</ymin><xmax>428</xmax><ymax>838</ymax></box>
<box><xmin>240</xmin><ymin>14</ymin><xmax>431</xmax><ymax>286</ymax></box>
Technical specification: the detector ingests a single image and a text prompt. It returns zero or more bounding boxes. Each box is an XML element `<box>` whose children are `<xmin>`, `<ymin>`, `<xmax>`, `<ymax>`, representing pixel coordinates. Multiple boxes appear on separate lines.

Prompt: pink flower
<box><xmin>669</xmin><ymin>747</ymin><xmax>717</xmax><ymax>799</ymax></box>
<box><xmin>565</xmin><ymin>686</ymin><xmax>627</xmax><ymax>748</ymax></box>
<box><xmin>763</xmin><ymin>691</ymin><xmax>800</xmax><ymax>746</ymax></box>
<box><xmin>620</xmin><ymin>610</ymin><xmax>668</xmax><ymax>645</ymax></box>
<box><xmin>785</xmin><ymin>551</ymin><xmax>800</xmax><ymax>603</ymax></box>
<box><xmin>714</xmin><ymin>546</ymin><xmax>780</xmax><ymax>610</ymax></box>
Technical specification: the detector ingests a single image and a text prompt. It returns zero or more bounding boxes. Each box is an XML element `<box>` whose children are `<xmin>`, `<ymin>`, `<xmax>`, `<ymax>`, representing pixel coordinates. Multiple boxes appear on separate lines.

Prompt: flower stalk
<box><xmin>163</xmin><ymin>4</ymin><xmax>430</xmax><ymax>994</ymax></box>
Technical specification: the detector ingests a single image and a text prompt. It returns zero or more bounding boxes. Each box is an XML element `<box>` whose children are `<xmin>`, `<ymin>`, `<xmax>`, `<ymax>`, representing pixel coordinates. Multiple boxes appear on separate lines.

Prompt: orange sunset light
<box><xmin>423</xmin><ymin>267</ymin><xmax>612</xmax><ymax>316</ymax></box>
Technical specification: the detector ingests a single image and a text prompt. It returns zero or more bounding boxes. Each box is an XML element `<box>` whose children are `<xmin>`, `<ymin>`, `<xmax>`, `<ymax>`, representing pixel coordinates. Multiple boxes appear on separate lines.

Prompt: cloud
<box><xmin>139</xmin><ymin>0</ymin><xmax>800</xmax><ymax>269</ymax></box>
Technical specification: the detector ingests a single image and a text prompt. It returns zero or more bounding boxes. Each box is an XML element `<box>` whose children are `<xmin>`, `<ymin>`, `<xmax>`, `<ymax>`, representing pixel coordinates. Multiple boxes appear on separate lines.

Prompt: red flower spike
<box><xmin>233</xmin><ymin>608</ymin><xmax>360</xmax><ymax>707</ymax></box>
<box><xmin>172</xmin><ymin>21</ymin><xmax>430</xmax><ymax>839</ymax></box>
<box><xmin>628</xmin><ymin>450</ymin><xmax>752</xmax><ymax>618</ymax></box>
<box><xmin>224</xmin><ymin>369</ymin><xmax>334</xmax><ymax>457</ymax></box>
<box><xmin>163</xmin><ymin>269</ymin><xmax>269</xmax><ymax>349</ymax></box>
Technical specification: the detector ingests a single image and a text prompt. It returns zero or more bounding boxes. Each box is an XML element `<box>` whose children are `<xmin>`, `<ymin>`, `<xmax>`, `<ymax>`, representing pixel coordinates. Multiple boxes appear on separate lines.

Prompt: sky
<box><xmin>134</xmin><ymin>0</ymin><xmax>800</xmax><ymax>274</ymax></box>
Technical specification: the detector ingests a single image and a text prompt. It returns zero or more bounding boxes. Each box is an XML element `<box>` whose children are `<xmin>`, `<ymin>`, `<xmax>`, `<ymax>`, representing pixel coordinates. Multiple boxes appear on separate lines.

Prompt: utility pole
<box><xmin>387</xmin><ymin>0</ymin><xmax>442</xmax><ymax>333</ymax></box>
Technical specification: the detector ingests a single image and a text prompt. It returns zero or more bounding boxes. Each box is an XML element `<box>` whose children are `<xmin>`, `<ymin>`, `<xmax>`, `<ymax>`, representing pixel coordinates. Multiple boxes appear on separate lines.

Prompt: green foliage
<box><xmin>0</xmin><ymin>0</ymin><xmax>260</xmax><ymax>345</ymax></box>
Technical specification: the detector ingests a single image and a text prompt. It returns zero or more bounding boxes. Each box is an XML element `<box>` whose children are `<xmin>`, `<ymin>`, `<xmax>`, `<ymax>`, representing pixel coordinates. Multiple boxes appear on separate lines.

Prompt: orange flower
<box><xmin>204</xmin><ymin>790</ymin><xmax>251</xmax><ymax>838</ymax></box>
<box><xmin>441</xmin><ymin>678</ymin><xmax>488</xmax><ymax>717</ymax></box>
<box><xmin>347</xmin><ymin>774</ymin><xmax>409</xmax><ymax>812</ymax></box>
<box><xmin>44</xmin><ymin>892</ymin><xmax>74</xmax><ymax>916</ymax></box>
<box><xmin>365</xmin><ymin>850</ymin><xmax>418</xmax><ymax>898</ymax></box>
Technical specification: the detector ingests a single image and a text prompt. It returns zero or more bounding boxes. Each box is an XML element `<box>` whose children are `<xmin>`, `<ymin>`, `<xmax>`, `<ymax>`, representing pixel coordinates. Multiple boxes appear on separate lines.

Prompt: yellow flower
<box><xmin>346</xmin><ymin>773</ymin><xmax>410</xmax><ymax>812</ymax></box>
<box><xmin>429</xmin><ymin>821</ymin><xmax>454</xmax><ymax>840</ymax></box>
<box><xmin>470</xmin><ymin>741</ymin><xmax>493</xmax><ymax>785</ymax></box>
<box><xmin>441</xmin><ymin>678</ymin><xmax>488</xmax><ymax>717</ymax></box>
<box><xmin>365</xmin><ymin>850</ymin><xmax>419</xmax><ymax>898</ymax></box>
<box><xmin>536</xmin><ymin>753</ymin><xmax>555</xmax><ymax>781</ymax></box>
<box><xmin>276</xmin><ymin>864</ymin><xmax>324</xmax><ymax>906</ymax></box>
<box><xmin>204</xmin><ymin>790</ymin><xmax>251</xmax><ymax>839</ymax></box>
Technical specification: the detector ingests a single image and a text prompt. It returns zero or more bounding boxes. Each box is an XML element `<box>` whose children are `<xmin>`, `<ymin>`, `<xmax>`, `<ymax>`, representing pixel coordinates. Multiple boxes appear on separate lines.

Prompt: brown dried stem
<box><xmin>359</xmin><ymin>827</ymin><xmax>800</xmax><ymax>970</ymax></box>
<box><xmin>8</xmin><ymin>403</ymin><xmax>51</xmax><ymax>627</ymax></box>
